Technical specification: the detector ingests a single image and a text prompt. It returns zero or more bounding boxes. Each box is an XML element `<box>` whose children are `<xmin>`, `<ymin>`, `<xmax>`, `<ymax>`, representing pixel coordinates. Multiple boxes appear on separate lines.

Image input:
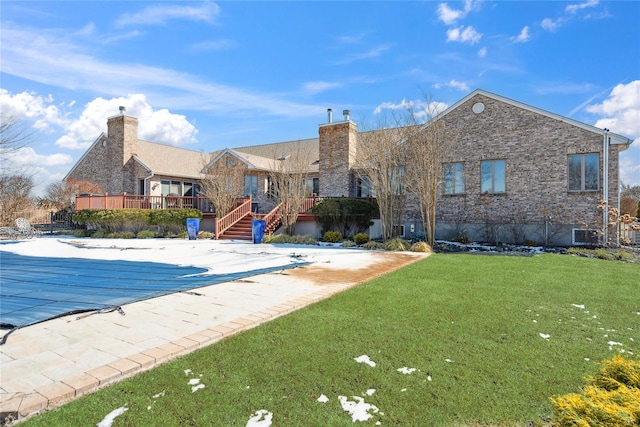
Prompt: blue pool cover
<box><xmin>0</xmin><ymin>251</ymin><xmax>306</xmax><ymax>339</ymax></box>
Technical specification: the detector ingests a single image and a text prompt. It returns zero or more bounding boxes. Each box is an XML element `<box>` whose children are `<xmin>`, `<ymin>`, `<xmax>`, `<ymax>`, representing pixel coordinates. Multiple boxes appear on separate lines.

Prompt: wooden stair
<box><xmin>218</xmin><ymin>215</ymin><xmax>253</xmax><ymax>240</ymax></box>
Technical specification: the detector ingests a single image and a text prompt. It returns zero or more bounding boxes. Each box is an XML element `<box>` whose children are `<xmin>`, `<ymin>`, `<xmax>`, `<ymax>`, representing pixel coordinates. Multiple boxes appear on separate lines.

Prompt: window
<box><xmin>183</xmin><ymin>182</ymin><xmax>200</xmax><ymax>197</ymax></box>
<box><xmin>443</xmin><ymin>162</ymin><xmax>465</xmax><ymax>195</ymax></box>
<box><xmin>568</xmin><ymin>153</ymin><xmax>599</xmax><ymax>191</ymax></box>
<box><xmin>305</xmin><ymin>177</ymin><xmax>319</xmax><ymax>196</ymax></box>
<box><xmin>390</xmin><ymin>166</ymin><xmax>405</xmax><ymax>195</ymax></box>
<box><xmin>356</xmin><ymin>176</ymin><xmax>375</xmax><ymax>198</ymax></box>
<box><xmin>572</xmin><ymin>229</ymin><xmax>599</xmax><ymax>246</ymax></box>
<box><xmin>161</xmin><ymin>180</ymin><xmax>181</xmax><ymax>196</ymax></box>
<box><xmin>244</xmin><ymin>175</ymin><xmax>258</xmax><ymax>198</ymax></box>
<box><xmin>481</xmin><ymin>160</ymin><xmax>506</xmax><ymax>193</ymax></box>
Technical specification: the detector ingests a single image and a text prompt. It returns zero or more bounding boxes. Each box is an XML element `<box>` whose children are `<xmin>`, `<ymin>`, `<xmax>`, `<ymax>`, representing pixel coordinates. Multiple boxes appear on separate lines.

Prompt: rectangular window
<box><xmin>443</xmin><ymin>163</ymin><xmax>465</xmax><ymax>195</ymax></box>
<box><xmin>161</xmin><ymin>180</ymin><xmax>181</xmax><ymax>196</ymax></box>
<box><xmin>568</xmin><ymin>153</ymin><xmax>599</xmax><ymax>191</ymax></box>
<box><xmin>481</xmin><ymin>160</ymin><xmax>506</xmax><ymax>193</ymax></box>
<box><xmin>357</xmin><ymin>176</ymin><xmax>376</xmax><ymax>198</ymax></box>
<box><xmin>572</xmin><ymin>229</ymin><xmax>599</xmax><ymax>246</ymax></box>
<box><xmin>305</xmin><ymin>177</ymin><xmax>319</xmax><ymax>196</ymax></box>
<box><xmin>390</xmin><ymin>166</ymin><xmax>405</xmax><ymax>195</ymax></box>
<box><xmin>244</xmin><ymin>175</ymin><xmax>258</xmax><ymax>198</ymax></box>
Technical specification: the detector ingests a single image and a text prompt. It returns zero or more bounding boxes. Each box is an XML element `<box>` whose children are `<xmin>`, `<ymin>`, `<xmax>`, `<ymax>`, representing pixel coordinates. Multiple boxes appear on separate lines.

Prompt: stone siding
<box><xmin>318</xmin><ymin>121</ymin><xmax>357</xmax><ymax>197</ymax></box>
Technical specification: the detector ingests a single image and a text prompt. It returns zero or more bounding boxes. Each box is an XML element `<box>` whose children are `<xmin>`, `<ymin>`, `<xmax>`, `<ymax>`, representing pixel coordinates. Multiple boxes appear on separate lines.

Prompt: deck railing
<box><xmin>214</xmin><ymin>197</ymin><xmax>252</xmax><ymax>239</ymax></box>
<box><xmin>75</xmin><ymin>194</ymin><xmax>213</xmax><ymax>212</ymax></box>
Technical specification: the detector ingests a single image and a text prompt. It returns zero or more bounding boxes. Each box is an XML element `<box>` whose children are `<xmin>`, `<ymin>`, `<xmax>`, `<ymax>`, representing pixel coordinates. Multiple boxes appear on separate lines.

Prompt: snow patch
<box><xmin>571</xmin><ymin>304</ymin><xmax>585</xmax><ymax>309</ymax></box>
<box><xmin>540</xmin><ymin>333</ymin><xmax>550</xmax><ymax>340</ymax></box>
<box><xmin>354</xmin><ymin>355</ymin><xmax>376</xmax><ymax>367</ymax></box>
<box><xmin>246</xmin><ymin>409</ymin><xmax>272</xmax><ymax>426</ymax></box>
<box><xmin>317</xmin><ymin>394</ymin><xmax>329</xmax><ymax>403</ymax></box>
<box><xmin>338</xmin><ymin>395</ymin><xmax>379</xmax><ymax>422</ymax></box>
<box><xmin>97</xmin><ymin>407</ymin><xmax>128</xmax><ymax>427</ymax></box>
<box><xmin>397</xmin><ymin>367</ymin><xmax>416</xmax><ymax>374</ymax></box>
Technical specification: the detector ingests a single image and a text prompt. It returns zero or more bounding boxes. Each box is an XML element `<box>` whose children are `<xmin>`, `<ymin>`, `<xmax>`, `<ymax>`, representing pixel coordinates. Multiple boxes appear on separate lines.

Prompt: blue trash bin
<box><xmin>186</xmin><ymin>218</ymin><xmax>200</xmax><ymax>240</ymax></box>
<box><xmin>252</xmin><ymin>219</ymin><xmax>266</xmax><ymax>244</ymax></box>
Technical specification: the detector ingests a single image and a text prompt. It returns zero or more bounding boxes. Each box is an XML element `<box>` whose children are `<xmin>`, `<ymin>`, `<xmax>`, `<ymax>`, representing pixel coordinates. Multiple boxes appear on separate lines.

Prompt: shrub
<box><xmin>71</xmin><ymin>229</ymin><xmax>91</xmax><ymax>237</ymax></box>
<box><xmin>312</xmin><ymin>198</ymin><xmax>377</xmax><ymax>236</ymax></box>
<box><xmin>289</xmin><ymin>235</ymin><xmax>318</xmax><ymax>245</ymax></box>
<box><xmin>91</xmin><ymin>230</ymin><xmax>109</xmax><ymax>238</ymax></box>
<box><xmin>261</xmin><ymin>234</ymin><xmax>317</xmax><ymax>245</ymax></box>
<box><xmin>362</xmin><ymin>241</ymin><xmax>384</xmax><ymax>251</ymax></box>
<box><xmin>136</xmin><ymin>230</ymin><xmax>157</xmax><ymax>239</ymax></box>
<box><xmin>341</xmin><ymin>240</ymin><xmax>356</xmax><ymax>248</ymax></box>
<box><xmin>550</xmin><ymin>355</ymin><xmax>640</xmax><ymax>426</ymax></box>
<box><xmin>323</xmin><ymin>231</ymin><xmax>343</xmax><ymax>243</ymax></box>
<box><xmin>595</xmin><ymin>248</ymin><xmax>615</xmax><ymax>261</ymax></box>
<box><xmin>109</xmin><ymin>231</ymin><xmax>135</xmax><ymax>239</ymax></box>
<box><xmin>410</xmin><ymin>241</ymin><xmax>432</xmax><ymax>253</ymax></box>
<box><xmin>197</xmin><ymin>231</ymin><xmax>214</xmax><ymax>239</ymax></box>
<box><xmin>523</xmin><ymin>239</ymin><xmax>541</xmax><ymax>247</ymax></box>
<box><xmin>384</xmin><ymin>238</ymin><xmax>410</xmax><ymax>252</ymax></box>
<box><xmin>353</xmin><ymin>233</ymin><xmax>370</xmax><ymax>245</ymax></box>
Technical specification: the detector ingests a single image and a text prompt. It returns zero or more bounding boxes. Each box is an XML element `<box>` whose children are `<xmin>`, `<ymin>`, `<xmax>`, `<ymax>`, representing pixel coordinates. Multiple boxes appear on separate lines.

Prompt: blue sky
<box><xmin>1</xmin><ymin>0</ymin><xmax>639</xmax><ymax>196</ymax></box>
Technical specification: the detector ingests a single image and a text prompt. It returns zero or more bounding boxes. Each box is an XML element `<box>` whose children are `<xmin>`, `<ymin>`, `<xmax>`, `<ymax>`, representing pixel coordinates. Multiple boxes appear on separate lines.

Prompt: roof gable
<box><xmin>440</xmin><ymin>89</ymin><xmax>631</xmax><ymax>147</ymax></box>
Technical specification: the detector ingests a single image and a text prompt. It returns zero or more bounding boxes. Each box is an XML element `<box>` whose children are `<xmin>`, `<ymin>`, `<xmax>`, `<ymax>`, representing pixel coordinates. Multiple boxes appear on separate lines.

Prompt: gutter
<box><xmin>603</xmin><ymin>129</ymin><xmax>609</xmax><ymax>245</ymax></box>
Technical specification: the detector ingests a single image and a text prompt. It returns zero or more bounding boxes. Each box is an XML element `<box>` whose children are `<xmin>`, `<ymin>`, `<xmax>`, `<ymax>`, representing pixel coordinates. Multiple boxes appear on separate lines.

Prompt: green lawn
<box><xmin>22</xmin><ymin>253</ymin><xmax>639</xmax><ymax>426</ymax></box>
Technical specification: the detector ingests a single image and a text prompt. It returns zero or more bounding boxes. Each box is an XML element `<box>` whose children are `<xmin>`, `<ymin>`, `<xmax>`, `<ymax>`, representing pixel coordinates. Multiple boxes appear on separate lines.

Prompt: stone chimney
<box><xmin>107</xmin><ymin>109</ymin><xmax>138</xmax><ymax>167</ymax></box>
<box><xmin>318</xmin><ymin>110</ymin><xmax>357</xmax><ymax>197</ymax></box>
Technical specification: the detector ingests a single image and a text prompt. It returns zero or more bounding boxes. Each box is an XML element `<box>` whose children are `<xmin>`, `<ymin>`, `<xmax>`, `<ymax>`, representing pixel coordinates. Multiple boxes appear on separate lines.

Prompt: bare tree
<box><xmin>403</xmin><ymin>98</ymin><xmax>455</xmax><ymax>246</ymax></box>
<box><xmin>356</xmin><ymin>114</ymin><xmax>409</xmax><ymax>242</ymax></box>
<box><xmin>38</xmin><ymin>179</ymin><xmax>104</xmax><ymax>210</ymax></box>
<box><xmin>268</xmin><ymin>145</ymin><xmax>314</xmax><ymax>235</ymax></box>
<box><xmin>0</xmin><ymin>115</ymin><xmax>37</xmax><ymax>225</ymax></box>
<box><xmin>0</xmin><ymin>175</ymin><xmax>34</xmax><ymax>226</ymax></box>
<box><xmin>200</xmin><ymin>152</ymin><xmax>246</xmax><ymax>217</ymax></box>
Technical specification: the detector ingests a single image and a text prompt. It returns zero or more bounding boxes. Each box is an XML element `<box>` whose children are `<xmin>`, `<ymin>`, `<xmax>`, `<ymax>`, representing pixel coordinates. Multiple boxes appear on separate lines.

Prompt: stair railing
<box><xmin>260</xmin><ymin>203</ymin><xmax>283</xmax><ymax>235</ymax></box>
<box><xmin>214</xmin><ymin>197</ymin><xmax>252</xmax><ymax>239</ymax></box>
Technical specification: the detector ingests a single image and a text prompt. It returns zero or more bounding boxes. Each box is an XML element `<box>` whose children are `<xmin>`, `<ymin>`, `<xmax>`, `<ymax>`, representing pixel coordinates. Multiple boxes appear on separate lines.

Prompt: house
<box><xmin>65</xmin><ymin>89</ymin><xmax>633</xmax><ymax>246</ymax></box>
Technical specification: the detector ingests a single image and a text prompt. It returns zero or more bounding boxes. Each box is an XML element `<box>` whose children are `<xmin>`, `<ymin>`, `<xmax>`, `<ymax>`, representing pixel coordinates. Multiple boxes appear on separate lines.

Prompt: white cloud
<box><xmin>477</xmin><ymin>46</ymin><xmax>487</xmax><ymax>57</ymax></box>
<box><xmin>587</xmin><ymin>81</ymin><xmax>640</xmax><ymax>137</ymax></box>
<box><xmin>0</xmin><ymin>23</ymin><xmax>324</xmax><ymax>119</ymax></box>
<box><xmin>437</xmin><ymin>3</ymin><xmax>466</xmax><ymax>25</ymax></box>
<box><xmin>541</xmin><ymin>18</ymin><xmax>560</xmax><ymax>32</ymax></box>
<box><xmin>374</xmin><ymin>99</ymin><xmax>448</xmax><ymax>118</ymax></box>
<box><xmin>587</xmin><ymin>81</ymin><xmax>640</xmax><ymax>186</ymax></box>
<box><xmin>446</xmin><ymin>26</ymin><xmax>482</xmax><ymax>45</ymax></box>
<box><xmin>435</xmin><ymin>80</ymin><xmax>470</xmax><ymax>92</ymax></box>
<box><xmin>512</xmin><ymin>26</ymin><xmax>531</xmax><ymax>43</ymax></box>
<box><xmin>5</xmin><ymin>146</ymin><xmax>73</xmax><ymax>167</ymax></box>
<box><xmin>302</xmin><ymin>81</ymin><xmax>342</xmax><ymax>96</ymax></box>
<box><xmin>437</xmin><ymin>0</ymin><xmax>480</xmax><ymax>25</ymax></box>
<box><xmin>374</xmin><ymin>98</ymin><xmax>415</xmax><ymax>114</ymax></box>
<box><xmin>115</xmin><ymin>2</ymin><xmax>220</xmax><ymax>27</ymax></box>
<box><xmin>0</xmin><ymin>89</ymin><xmax>67</xmax><ymax>132</ymax></box>
<box><xmin>566</xmin><ymin>0</ymin><xmax>599</xmax><ymax>14</ymax></box>
<box><xmin>55</xmin><ymin>94</ymin><xmax>199</xmax><ymax>150</ymax></box>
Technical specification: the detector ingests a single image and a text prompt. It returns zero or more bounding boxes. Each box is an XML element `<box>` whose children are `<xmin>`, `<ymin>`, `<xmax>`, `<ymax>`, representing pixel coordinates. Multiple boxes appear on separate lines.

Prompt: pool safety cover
<box><xmin>1</xmin><ymin>251</ymin><xmax>306</xmax><ymax>333</ymax></box>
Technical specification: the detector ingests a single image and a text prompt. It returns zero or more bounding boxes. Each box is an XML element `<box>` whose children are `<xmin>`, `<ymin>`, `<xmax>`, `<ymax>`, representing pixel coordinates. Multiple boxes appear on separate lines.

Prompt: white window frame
<box><xmin>572</xmin><ymin>228</ymin><xmax>599</xmax><ymax>246</ymax></box>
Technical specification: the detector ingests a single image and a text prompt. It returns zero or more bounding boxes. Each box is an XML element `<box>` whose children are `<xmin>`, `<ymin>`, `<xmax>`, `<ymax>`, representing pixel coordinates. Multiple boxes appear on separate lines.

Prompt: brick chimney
<box><xmin>318</xmin><ymin>109</ymin><xmax>357</xmax><ymax>197</ymax></box>
<box><xmin>107</xmin><ymin>107</ymin><xmax>138</xmax><ymax>166</ymax></box>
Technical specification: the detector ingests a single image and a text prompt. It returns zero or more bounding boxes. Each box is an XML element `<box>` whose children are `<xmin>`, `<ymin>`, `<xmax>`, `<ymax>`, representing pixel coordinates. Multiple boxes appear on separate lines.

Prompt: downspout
<box><xmin>602</xmin><ymin>129</ymin><xmax>609</xmax><ymax>245</ymax></box>
<box><xmin>144</xmin><ymin>170</ymin><xmax>154</xmax><ymax>196</ymax></box>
